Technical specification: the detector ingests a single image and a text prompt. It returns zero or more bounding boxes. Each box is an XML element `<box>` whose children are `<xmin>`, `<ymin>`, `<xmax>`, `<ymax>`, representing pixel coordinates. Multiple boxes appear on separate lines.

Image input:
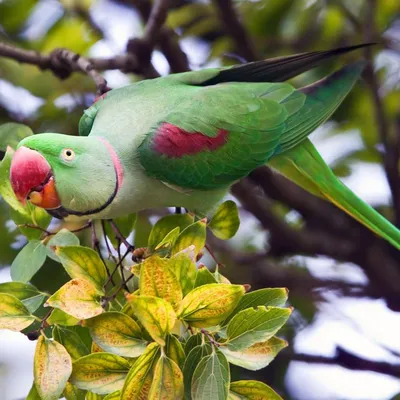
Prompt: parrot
<box><xmin>9</xmin><ymin>43</ymin><xmax>400</xmax><ymax>250</ymax></box>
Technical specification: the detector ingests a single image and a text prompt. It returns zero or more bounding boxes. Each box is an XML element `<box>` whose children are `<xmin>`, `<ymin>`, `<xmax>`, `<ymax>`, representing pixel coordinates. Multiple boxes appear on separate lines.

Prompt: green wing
<box><xmin>138</xmin><ymin>82</ymin><xmax>305</xmax><ymax>189</ymax></box>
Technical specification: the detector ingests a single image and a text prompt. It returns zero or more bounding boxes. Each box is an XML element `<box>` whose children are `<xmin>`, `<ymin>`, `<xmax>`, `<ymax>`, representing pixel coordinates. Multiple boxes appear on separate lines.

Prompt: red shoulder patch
<box><xmin>153</xmin><ymin>123</ymin><xmax>228</xmax><ymax>158</ymax></box>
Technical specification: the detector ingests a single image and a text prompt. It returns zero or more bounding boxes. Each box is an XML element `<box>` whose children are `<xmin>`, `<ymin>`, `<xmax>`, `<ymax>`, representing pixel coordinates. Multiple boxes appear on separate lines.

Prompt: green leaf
<box><xmin>121</xmin><ymin>342</ymin><xmax>160</xmax><ymax>399</ymax></box>
<box><xmin>178</xmin><ymin>284</ymin><xmax>245</xmax><ymax>328</ymax></box>
<box><xmin>64</xmin><ymin>382</ymin><xmax>86</xmax><ymax>400</ymax></box>
<box><xmin>165</xmin><ymin>334</ymin><xmax>185</xmax><ymax>368</ymax></box>
<box><xmin>154</xmin><ymin>226</ymin><xmax>181</xmax><ymax>252</ymax></box>
<box><xmin>26</xmin><ymin>383</ymin><xmax>41</xmax><ymax>400</ymax></box>
<box><xmin>172</xmin><ymin>219</ymin><xmax>207</xmax><ymax>256</ymax></box>
<box><xmin>0</xmin><ymin>281</ymin><xmax>45</xmax><ymax>313</ymax></box>
<box><xmin>148</xmin><ymin>214</ymin><xmax>194</xmax><ymax>250</ymax></box>
<box><xmin>220</xmin><ymin>336</ymin><xmax>287</xmax><ymax>371</ymax></box>
<box><xmin>47</xmin><ymin>229</ymin><xmax>80</xmax><ymax>262</ymax></box>
<box><xmin>209</xmin><ymin>200</ymin><xmax>240</xmax><ymax>240</ymax></box>
<box><xmin>169</xmin><ymin>252</ymin><xmax>197</xmax><ymax>296</ymax></box>
<box><xmin>34</xmin><ymin>336</ymin><xmax>72</xmax><ymax>400</ymax></box>
<box><xmin>140</xmin><ymin>255</ymin><xmax>182</xmax><ymax>311</ymax></box>
<box><xmin>47</xmin><ymin>308</ymin><xmax>81</xmax><ymax>326</ymax></box>
<box><xmin>103</xmin><ymin>391</ymin><xmax>121</xmax><ymax>400</ymax></box>
<box><xmin>71</xmin><ymin>353</ymin><xmax>131</xmax><ymax>395</ymax></box>
<box><xmin>226</xmin><ymin>307</ymin><xmax>292</xmax><ymax>351</ymax></box>
<box><xmin>0</xmin><ymin>122</ymin><xmax>33</xmax><ymax>151</ymax></box>
<box><xmin>85</xmin><ymin>392</ymin><xmax>104</xmax><ymax>400</ymax></box>
<box><xmin>11</xmin><ymin>240</ymin><xmax>47</xmax><ymax>282</ymax></box>
<box><xmin>127</xmin><ymin>295</ymin><xmax>176</xmax><ymax>346</ymax></box>
<box><xmin>183</xmin><ymin>342</ymin><xmax>212</xmax><ymax>398</ymax></box>
<box><xmin>0</xmin><ymin>293</ymin><xmax>35</xmax><ymax>331</ymax></box>
<box><xmin>46</xmin><ymin>278</ymin><xmax>104</xmax><ymax>320</ymax></box>
<box><xmin>53</xmin><ymin>326</ymin><xmax>90</xmax><ymax>361</ymax></box>
<box><xmin>184</xmin><ymin>333</ymin><xmax>203</xmax><ymax>355</ymax></box>
<box><xmin>194</xmin><ymin>266</ymin><xmax>217</xmax><ymax>288</ymax></box>
<box><xmin>149</xmin><ymin>355</ymin><xmax>184</xmax><ymax>400</ymax></box>
<box><xmin>84</xmin><ymin>312</ymin><xmax>148</xmax><ymax>358</ymax></box>
<box><xmin>55</xmin><ymin>246</ymin><xmax>108</xmax><ymax>292</ymax></box>
<box><xmin>229</xmin><ymin>380</ymin><xmax>283</xmax><ymax>400</ymax></box>
<box><xmin>191</xmin><ymin>350</ymin><xmax>230</xmax><ymax>400</ymax></box>
<box><xmin>222</xmin><ymin>288</ymin><xmax>288</xmax><ymax>325</ymax></box>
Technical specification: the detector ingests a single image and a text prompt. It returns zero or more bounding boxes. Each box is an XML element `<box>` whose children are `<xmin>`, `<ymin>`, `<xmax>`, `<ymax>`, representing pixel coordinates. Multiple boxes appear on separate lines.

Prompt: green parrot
<box><xmin>9</xmin><ymin>44</ymin><xmax>400</xmax><ymax>249</ymax></box>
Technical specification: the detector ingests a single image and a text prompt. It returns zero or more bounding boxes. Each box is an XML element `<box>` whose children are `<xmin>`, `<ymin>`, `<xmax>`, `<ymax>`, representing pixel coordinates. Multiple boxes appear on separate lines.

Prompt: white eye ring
<box><xmin>61</xmin><ymin>148</ymin><xmax>75</xmax><ymax>161</ymax></box>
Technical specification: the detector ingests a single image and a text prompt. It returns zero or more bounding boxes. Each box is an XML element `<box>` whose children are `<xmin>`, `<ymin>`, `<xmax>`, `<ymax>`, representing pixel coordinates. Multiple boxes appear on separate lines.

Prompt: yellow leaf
<box><xmin>178</xmin><ymin>284</ymin><xmax>245</xmax><ymax>328</ymax></box>
<box><xmin>121</xmin><ymin>342</ymin><xmax>160</xmax><ymax>399</ymax></box>
<box><xmin>0</xmin><ymin>293</ymin><xmax>35</xmax><ymax>331</ymax></box>
<box><xmin>71</xmin><ymin>353</ymin><xmax>130</xmax><ymax>395</ymax></box>
<box><xmin>209</xmin><ymin>200</ymin><xmax>240</xmax><ymax>240</ymax></box>
<box><xmin>140</xmin><ymin>256</ymin><xmax>182</xmax><ymax>311</ymax></box>
<box><xmin>63</xmin><ymin>382</ymin><xmax>86</xmax><ymax>400</ymax></box>
<box><xmin>34</xmin><ymin>336</ymin><xmax>72</xmax><ymax>400</ymax></box>
<box><xmin>229</xmin><ymin>380</ymin><xmax>283</xmax><ymax>400</ymax></box>
<box><xmin>169</xmin><ymin>253</ymin><xmax>197</xmax><ymax>296</ymax></box>
<box><xmin>149</xmin><ymin>355</ymin><xmax>184</xmax><ymax>400</ymax></box>
<box><xmin>84</xmin><ymin>312</ymin><xmax>148</xmax><ymax>358</ymax></box>
<box><xmin>103</xmin><ymin>390</ymin><xmax>121</xmax><ymax>400</ymax></box>
<box><xmin>55</xmin><ymin>246</ymin><xmax>108</xmax><ymax>292</ymax></box>
<box><xmin>46</xmin><ymin>279</ymin><xmax>104</xmax><ymax>320</ymax></box>
<box><xmin>127</xmin><ymin>295</ymin><xmax>177</xmax><ymax>346</ymax></box>
<box><xmin>172</xmin><ymin>219</ymin><xmax>207</xmax><ymax>256</ymax></box>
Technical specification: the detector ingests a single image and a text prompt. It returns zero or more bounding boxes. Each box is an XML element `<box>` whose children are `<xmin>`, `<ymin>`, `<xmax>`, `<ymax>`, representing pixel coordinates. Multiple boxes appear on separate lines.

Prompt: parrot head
<box><xmin>10</xmin><ymin>133</ymin><xmax>121</xmax><ymax>219</ymax></box>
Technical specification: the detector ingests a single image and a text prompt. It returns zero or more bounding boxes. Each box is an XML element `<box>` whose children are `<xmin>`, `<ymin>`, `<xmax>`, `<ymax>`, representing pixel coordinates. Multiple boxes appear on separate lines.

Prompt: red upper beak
<box><xmin>10</xmin><ymin>146</ymin><xmax>57</xmax><ymax>207</ymax></box>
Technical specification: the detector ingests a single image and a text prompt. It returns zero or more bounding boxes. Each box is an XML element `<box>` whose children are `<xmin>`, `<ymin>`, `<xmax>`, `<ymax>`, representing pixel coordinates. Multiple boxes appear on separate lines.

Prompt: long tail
<box><xmin>269</xmin><ymin>61</ymin><xmax>400</xmax><ymax>249</ymax></box>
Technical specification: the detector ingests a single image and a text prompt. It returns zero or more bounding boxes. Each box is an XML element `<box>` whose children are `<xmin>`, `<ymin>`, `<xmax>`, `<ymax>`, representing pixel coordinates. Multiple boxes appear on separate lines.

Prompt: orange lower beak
<box><xmin>10</xmin><ymin>146</ymin><xmax>61</xmax><ymax>209</ymax></box>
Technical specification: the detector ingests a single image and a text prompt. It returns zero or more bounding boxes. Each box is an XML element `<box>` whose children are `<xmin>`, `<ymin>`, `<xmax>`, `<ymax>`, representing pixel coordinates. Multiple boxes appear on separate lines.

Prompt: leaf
<box><xmin>191</xmin><ymin>350</ymin><xmax>230</xmax><ymax>400</ymax></box>
<box><xmin>10</xmin><ymin>240</ymin><xmax>47</xmax><ymax>282</ymax></box>
<box><xmin>64</xmin><ymin>382</ymin><xmax>86</xmax><ymax>400</ymax></box>
<box><xmin>222</xmin><ymin>288</ymin><xmax>288</xmax><ymax>325</ymax></box>
<box><xmin>47</xmin><ymin>308</ymin><xmax>80</xmax><ymax>326</ymax></box>
<box><xmin>172</xmin><ymin>219</ymin><xmax>207</xmax><ymax>256</ymax></box>
<box><xmin>140</xmin><ymin>255</ymin><xmax>182</xmax><ymax>310</ymax></box>
<box><xmin>121</xmin><ymin>342</ymin><xmax>160</xmax><ymax>399</ymax></box>
<box><xmin>103</xmin><ymin>391</ymin><xmax>121</xmax><ymax>400</ymax></box>
<box><xmin>225</xmin><ymin>307</ymin><xmax>292</xmax><ymax>351</ymax></box>
<box><xmin>149</xmin><ymin>355</ymin><xmax>184</xmax><ymax>400</ymax></box>
<box><xmin>183</xmin><ymin>343</ymin><xmax>212</xmax><ymax>398</ymax></box>
<box><xmin>71</xmin><ymin>353</ymin><xmax>131</xmax><ymax>395</ymax></box>
<box><xmin>0</xmin><ymin>122</ymin><xmax>33</xmax><ymax>152</ymax></box>
<box><xmin>165</xmin><ymin>334</ymin><xmax>185</xmax><ymax>368</ymax></box>
<box><xmin>169</xmin><ymin>252</ymin><xmax>197</xmax><ymax>296</ymax></box>
<box><xmin>55</xmin><ymin>246</ymin><xmax>108</xmax><ymax>292</ymax></box>
<box><xmin>178</xmin><ymin>284</ymin><xmax>244</xmax><ymax>328</ymax></box>
<box><xmin>127</xmin><ymin>295</ymin><xmax>176</xmax><ymax>346</ymax></box>
<box><xmin>53</xmin><ymin>326</ymin><xmax>90</xmax><ymax>361</ymax></box>
<box><xmin>47</xmin><ymin>229</ymin><xmax>80</xmax><ymax>262</ymax></box>
<box><xmin>85</xmin><ymin>392</ymin><xmax>104</xmax><ymax>400</ymax></box>
<box><xmin>46</xmin><ymin>278</ymin><xmax>104</xmax><ymax>320</ymax></box>
<box><xmin>0</xmin><ymin>293</ymin><xmax>35</xmax><ymax>331</ymax></box>
<box><xmin>208</xmin><ymin>200</ymin><xmax>240</xmax><ymax>240</ymax></box>
<box><xmin>0</xmin><ymin>281</ymin><xmax>45</xmax><ymax>313</ymax></box>
<box><xmin>84</xmin><ymin>312</ymin><xmax>148</xmax><ymax>358</ymax></box>
<box><xmin>148</xmin><ymin>214</ymin><xmax>194</xmax><ymax>250</ymax></box>
<box><xmin>26</xmin><ymin>383</ymin><xmax>42</xmax><ymax>400</ymax></box>
<box><xmin>34</xmin><ymin>336</ymin><xmax>72</xmax><ymax>400</ymax></box>
<box><xmin>184</xmin><ymin>333</ymin><xmax>203</xmax><ymax>355</ymax></box>
<box><xmin>220</xmin><ymin>336</ymin><xmax>287</xmax><ymax>371</ymax></box>
<box><xmin>229</xmin><ymin>380</ymin><xmax>283</xmax><ymax>400</ymax></box>
<box><xmin>194</xmin><ymin>266</ymin><xmax>217</xmax><ymax>288</ymax></box>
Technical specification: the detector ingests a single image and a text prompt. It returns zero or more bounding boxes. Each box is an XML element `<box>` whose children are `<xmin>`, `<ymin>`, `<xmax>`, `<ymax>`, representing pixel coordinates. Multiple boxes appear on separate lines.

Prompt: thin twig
<box><xmin>144</xmin><ymin>0</ymin><xmax>170</xmax><ymax>47</ymax></box>
<box><xmin>107</xmin><ymin>219</ymin><xmax>135</xmax><ymax>252</ymax></box>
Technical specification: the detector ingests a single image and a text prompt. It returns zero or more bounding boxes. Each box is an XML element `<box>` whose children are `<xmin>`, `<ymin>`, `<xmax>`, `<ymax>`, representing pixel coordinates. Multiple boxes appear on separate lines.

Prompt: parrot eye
<box><xmin>61</xmin><ymin>148</ymin><xmax>75</xmax><ymax>161</ymax></box>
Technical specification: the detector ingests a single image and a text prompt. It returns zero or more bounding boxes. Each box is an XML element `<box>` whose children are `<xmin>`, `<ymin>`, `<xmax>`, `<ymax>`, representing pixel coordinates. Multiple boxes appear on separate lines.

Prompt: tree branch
<box><xmin>144</xmin><ymin>0</ymin><xmax>170</xmax><ymax>47</ymax></box>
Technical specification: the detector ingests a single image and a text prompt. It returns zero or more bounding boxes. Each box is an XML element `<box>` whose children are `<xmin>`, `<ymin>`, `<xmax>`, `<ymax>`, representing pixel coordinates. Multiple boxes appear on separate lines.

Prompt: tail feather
<box><xmin>269</xmin><ymin>139</ymin><xmax>400</xmax><ymax>250</ymax></box>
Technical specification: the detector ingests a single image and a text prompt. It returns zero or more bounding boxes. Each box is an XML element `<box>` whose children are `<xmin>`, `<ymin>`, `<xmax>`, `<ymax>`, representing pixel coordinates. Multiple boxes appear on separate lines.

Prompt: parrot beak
<box><xmin>10</xmin><ymin>146</ymin><xmax>61</xmax><ymax>209</ymax></box>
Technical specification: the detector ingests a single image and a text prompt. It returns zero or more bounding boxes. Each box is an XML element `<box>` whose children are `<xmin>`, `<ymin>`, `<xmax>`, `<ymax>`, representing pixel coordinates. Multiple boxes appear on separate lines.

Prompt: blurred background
<box><xmin>1</xmin><ymin>0</ymin><xmax>400</xmax><ymax>399</ymax></box>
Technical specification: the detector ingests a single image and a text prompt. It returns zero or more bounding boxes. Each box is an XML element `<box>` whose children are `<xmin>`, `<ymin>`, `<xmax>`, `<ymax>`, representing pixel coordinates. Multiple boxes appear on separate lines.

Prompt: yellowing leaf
<box><xmin>71</xmin><ymin>353</ymin><xmax>130</xmax><ymax>395</ymax></box>
<box><xmin>140</xmin><ymin>256</ymin><xmax>182</xmax><ymax>310</ymax></box>
<box><xmin>84</xmin><ymin>312</ymin><xmax>148</xmax><ymax>358</ymax></box>
<box><xmin>155</xmin><ymin>227</ymin><xmax>181</xmax><ymax>251</ymax></box>
<box><xmin>53</xmin><ymin>326</ymin><xmax>90</xmax><ymax>361</ymax></box>
<box><xmin>0</xmin><ymin>281</ymin><xmax>45</xmax><ymax>313</ymax></box>
<box><xmin>47</xmin><ymin>308</ymin><xmax>80</xmax><ymax>326</ymax></box>
<box><xmin>63</xmin><ymin>382</ymin><xmax>86</xmax><ymax>400</ymax></box>
<box><xmin>46</xmin><ymin>279</ymin><xmax>104</xmax><ymax>320</ymax></box>
<box><xmin>226</xmin><ymin>307</ymin><xmax>292</xmax><ymax>351</ymax></box>
<box><xmin>0</xmin><ymin>293</ymin><xmax>35</xmax><ymax>331</ymax></box>
<box><xmin>149</xmin><ymin>355</ymin><xmax>184</xmax><ymax>400</ymax></box>
<box><xmin>165</xmin><ymin>334</ymin><xmax>185</xmax><ymax>369</ymax></box>
<box><xmin>55</xmin><ymin>246</ymin><xmax>107</xmax><ymax>292</ymax></box>
<box><xmin>127</xmin><ymin>295</ymin><xmax>176</xmax><ymax>346</ymax></box>
<box><xmin>47</xmin><ymin>229</ymin><xmax>79</xmax><ymax>262</ymax></box>
<box><xmin>178</xmin><ymin>284</ymin><xmax>244</xmax><ymax>328</ymax></box>
<box><xmin>209</xmin><ymin>200</ymin><xmax>240</xmax><ymax>240</ymax></box>
<box><xmin>103</xmin><ymin>390</ymin><xmax>121</xmax><ymax>400</ymax></box>
<box><xmin>229</xmin><ymin>380</ymin><xmax>283</xmax><ymax>400</ymax></box>
<box><xmin>169</xmin><ymin>253</ymin><xmax>197</xmax><ymax>296</ymax></box>
<box><xmin>194</xmin><ymin>265</ymin><xmax>217</xmax><ymax>288</ymax></box>
<box><xmin>172</xmin><ymin>219</ymin><xmax>207</xmax><ymax>256</ymax></box>
<box><xmin>34</xmin><ymin>336</ymin><xmax>72</xmax><ymax>400</ymax></box>
<box><xmin>121</xmin><ymin>342</ymin><xmax>160</xmax><ymax>399</ymax></box>
<box><xmin>220</xmin><ymin>336</ymin><xmax>287</xmax><ymax>371</ymax></box>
